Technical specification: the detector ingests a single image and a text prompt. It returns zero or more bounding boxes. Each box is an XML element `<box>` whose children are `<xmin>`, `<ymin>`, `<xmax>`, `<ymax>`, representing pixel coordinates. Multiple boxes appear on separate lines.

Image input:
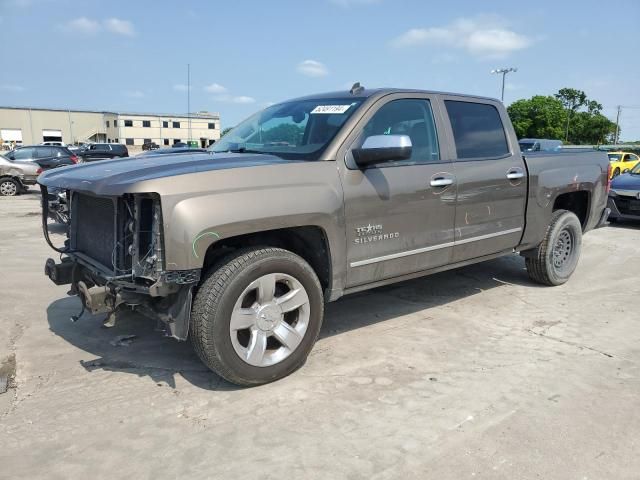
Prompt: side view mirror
<box><xmin>352</xmin><ymin>135</ymin><xmax>412</xmax><ymax>168</ymax></box>
<box><xmin>623</xmin><ymin>168</ymin><xmax>630</xmax><ymax>174</ymax></box>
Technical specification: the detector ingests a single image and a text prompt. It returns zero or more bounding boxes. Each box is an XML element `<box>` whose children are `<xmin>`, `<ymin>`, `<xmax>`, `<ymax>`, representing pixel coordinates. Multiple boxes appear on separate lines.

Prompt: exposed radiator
<box><xmin>72</xmin><ymin>193</ymin><xmax>116</xmax><ymax>269</ymax></box>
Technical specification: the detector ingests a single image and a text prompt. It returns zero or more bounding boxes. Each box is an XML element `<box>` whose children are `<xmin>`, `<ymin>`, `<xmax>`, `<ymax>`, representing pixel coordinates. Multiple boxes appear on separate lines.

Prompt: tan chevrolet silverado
<box><xmin>39</xmin><ymin>86</ymin><xmax>611</xmax><ymax>386</ymax></box>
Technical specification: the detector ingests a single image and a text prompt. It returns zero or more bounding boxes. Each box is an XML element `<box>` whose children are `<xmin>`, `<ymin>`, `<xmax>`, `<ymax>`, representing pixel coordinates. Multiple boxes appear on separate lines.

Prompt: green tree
<box><xmin>507</xmin><ymin>96</ymin><xmax>565</xmax><ymax>139</ymax></box>
<box><xmin>555</xmin><ymin>88</ymin><xmax>588</xmax><ymax>141</ymax></box>
<box><xmin>508</xmin><ymin>89</ymin><xmax>617</xmax><ymax>145</ymax></box>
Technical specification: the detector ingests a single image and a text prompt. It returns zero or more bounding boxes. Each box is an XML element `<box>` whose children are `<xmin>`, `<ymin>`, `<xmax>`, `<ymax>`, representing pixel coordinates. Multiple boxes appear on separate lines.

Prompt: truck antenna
<box><xmin>350</xmin><ymin>82</ymin><xmax>364</xmax><ymax>95</ymax></box>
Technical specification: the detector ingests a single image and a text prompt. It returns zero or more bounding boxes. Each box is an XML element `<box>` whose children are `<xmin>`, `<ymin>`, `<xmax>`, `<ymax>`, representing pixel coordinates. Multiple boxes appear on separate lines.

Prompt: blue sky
<box><xmin>1</xmin><ymin>0</ymin><xmax>639</xmax><ymax>139</ymax></box>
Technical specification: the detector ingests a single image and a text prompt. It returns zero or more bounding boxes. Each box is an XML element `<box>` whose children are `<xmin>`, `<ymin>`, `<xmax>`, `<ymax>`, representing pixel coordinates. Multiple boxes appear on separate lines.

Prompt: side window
<box><xmin>359</xmin><ymin>99</ymin><xmax>440</xmax><ymax>166</ymax></box>
<box><xmin>96</xmin><ymin>144</ymin><xmax>109</xmax><ymax>151</ymax></box>
<box><xmin>12</xmin><ymin>147</ymin><xmax>34</xmax><ymax>160</ymax></box>
<box><xmin>625</xmin><ymin>154</ymin><xmax>638</xmax><ymax>162</ymax></box>
<box><xmin>445</xmin><ymin>100</ymin><xmax>509</xmax><ymax>159</ymax></box>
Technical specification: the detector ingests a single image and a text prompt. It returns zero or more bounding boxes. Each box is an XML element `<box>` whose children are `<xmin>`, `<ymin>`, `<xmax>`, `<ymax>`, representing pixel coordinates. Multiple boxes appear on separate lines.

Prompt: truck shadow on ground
<box><xmin>46</xmin><ymin>254</ymin><xmax>535</xmax><ymax>391</ymax></box>
<box><xmin>608</xmin><ymin>219</ymin><xmax>640</xmax><ymax>230</ymax></box>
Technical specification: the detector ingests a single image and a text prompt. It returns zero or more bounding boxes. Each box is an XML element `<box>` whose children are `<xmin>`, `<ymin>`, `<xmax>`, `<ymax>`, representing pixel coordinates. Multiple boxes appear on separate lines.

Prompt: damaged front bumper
<box><xmin>44</xmin><ymin>255</ymin><xmax>200</xmax><ymax>340</ymax></box>
<box><xmin>40</xmin><ymin>186</ymin><xmax>200</xmax><ymax>341</ymax></box>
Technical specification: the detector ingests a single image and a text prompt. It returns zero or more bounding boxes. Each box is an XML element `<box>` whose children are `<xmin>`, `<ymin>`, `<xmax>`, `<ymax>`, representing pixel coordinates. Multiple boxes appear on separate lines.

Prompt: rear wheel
<box><xmin>525</xmin><ymin>209</ymin><xmax>582</xmax><ymax>286</ymax></box>
<box><xmin>0</xmin><ymin>178</ymin><xmax>19</xmax><ymax>197</ymax></box>
<box><xmin>191</xmin><ymin>247</ymin><xmax>324</xmax><ymax>386</ymax></box>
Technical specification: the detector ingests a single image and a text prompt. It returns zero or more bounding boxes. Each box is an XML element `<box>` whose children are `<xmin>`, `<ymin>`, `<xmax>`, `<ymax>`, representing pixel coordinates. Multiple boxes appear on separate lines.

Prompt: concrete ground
<box><xmin>1</xmin><ymin>189</ymin><xmax>639</xmax><ymax>480</ymax></box>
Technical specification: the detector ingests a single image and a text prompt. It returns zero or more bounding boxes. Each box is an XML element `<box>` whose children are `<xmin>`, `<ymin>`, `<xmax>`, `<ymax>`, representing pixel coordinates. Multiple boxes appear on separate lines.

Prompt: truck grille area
<box><xmin>72</xmin><ymin>194</ymin><xmax>116</xmax><ymax>269</ymax></box>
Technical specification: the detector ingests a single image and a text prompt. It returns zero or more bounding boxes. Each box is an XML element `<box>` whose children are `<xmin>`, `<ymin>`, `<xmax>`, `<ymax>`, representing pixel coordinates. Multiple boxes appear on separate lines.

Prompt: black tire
<box><xmin>191</xmin><ymin>247</ymin><xmax>324</xmax><ymax>386</ymax></box>
<box><xmin>525</xmin><ymin>209</ymin><xmax>582</xmax><ymax>286</ymax></box>
<box><xmin>612</xmin><ymin>168</ymin><xmax>620</xmax><ymax>178</ymax></box>
<box><xmin>0</xmin><ymin>178</ymin><xmax>20</xmax><ymax>197</ymax></box>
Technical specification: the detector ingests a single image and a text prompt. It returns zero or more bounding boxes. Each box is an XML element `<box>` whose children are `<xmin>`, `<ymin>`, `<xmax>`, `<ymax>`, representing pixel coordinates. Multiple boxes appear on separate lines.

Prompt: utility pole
<box><xmin>491</xmin><ymin>67</ymin><xmax>517</xmax><ymax>102</ymax></box>
<box><xmin>187</xmin><ymin>63</ymin><xmax>192</xmax><ymax>146</ymax></box>
<box><xmin>614</xmin><ymin>105</ymin><xmax>621</xmax><ymax>145</ymax></box>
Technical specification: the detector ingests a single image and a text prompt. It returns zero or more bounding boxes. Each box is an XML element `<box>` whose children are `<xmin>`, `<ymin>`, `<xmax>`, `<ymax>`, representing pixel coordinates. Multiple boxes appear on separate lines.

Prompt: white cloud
<box><xmin>204</xmin><ymin>83</ymin><xmax>227</xmax><ymax>94</ymax></box>
<box><xmin>67</xmin><ymin>17</ymin><xmax>101</xmax><ymax>34</ymax></box>
<box><xmin>63</xmin><ymin>17</ymin><xmax>135</xmax><ymax>37</ymax></box>
<box><xmin>0</xmin><ymin>84</ymin><xmax>25</xmax><ymax>92</ymax></box>
<box><xmin>297</xmin><ymin>59</ymin><xmax>329</xmax><ymax>77</ymax></box>
<box><xmin>391</xmin><ymin>16</ymin><xmax>532</xmax><ymax>59</ymax></box>
<box><xmin>125</xmin><ymin>90</ymin><xmax>144</xmax><ymax>98</ymax></box>
<box><xmin>173</xmin><ymin>84</ymin><xmax>190</xmax><ymax>92</ymax></box>
<box><xmin>104</xmin><ymin>18</ymin><xmax>135</xmax><ymax>36</ymax></box>
<box><xmin>213</xmin><ymin>95</ymin><xmax>256</xmax><ymax>104</ymax></box>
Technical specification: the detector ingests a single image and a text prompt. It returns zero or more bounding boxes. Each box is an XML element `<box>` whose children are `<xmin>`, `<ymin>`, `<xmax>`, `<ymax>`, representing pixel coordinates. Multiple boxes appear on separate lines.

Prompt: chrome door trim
<box><xmin>454</xmin><ymin>227</ymin><xmax>522</xmax><ymax>245</ymax></box>
<box><xmin>350</xmin><ymin>241</ymin><xmax>455</xmax><ymax>268</ymax></box>
<box><xmin>350</xmin><ymin>227</ymin><xmax>522</xmax><ymax>268</ymax></box>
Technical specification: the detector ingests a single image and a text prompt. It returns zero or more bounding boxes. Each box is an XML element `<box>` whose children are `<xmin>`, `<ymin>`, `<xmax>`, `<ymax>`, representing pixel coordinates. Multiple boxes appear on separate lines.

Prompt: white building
<box><xmin>0</xmin><ymin>106</ymin><xmax>221</xmax><ymax>150</ymax></box>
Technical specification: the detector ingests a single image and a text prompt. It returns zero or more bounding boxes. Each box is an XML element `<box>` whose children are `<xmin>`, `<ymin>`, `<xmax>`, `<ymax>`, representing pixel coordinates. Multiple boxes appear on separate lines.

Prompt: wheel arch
<box><xmin>202</xmin><ymin>226</ymin><xmax>333</xmax><ymax>299</ymax></box>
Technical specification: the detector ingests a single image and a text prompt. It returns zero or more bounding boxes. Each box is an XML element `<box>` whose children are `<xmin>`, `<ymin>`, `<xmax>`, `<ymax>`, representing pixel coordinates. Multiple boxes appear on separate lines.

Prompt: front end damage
<box><xmin>41</xmin><ymin>186</ymin><xmax>199</xmax><ymax>340</ymax></box>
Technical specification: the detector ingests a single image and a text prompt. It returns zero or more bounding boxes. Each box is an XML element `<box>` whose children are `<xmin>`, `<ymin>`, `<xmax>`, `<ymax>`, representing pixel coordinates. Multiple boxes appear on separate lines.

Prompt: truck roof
<box><xmin>286</xmin><ymin>87</ymin><xmax>500</xmax><ymax>104</ymax></box>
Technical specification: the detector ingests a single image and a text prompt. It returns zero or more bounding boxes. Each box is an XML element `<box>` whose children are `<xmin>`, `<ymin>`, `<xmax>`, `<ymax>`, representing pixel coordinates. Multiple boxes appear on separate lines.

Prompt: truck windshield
<box><xmin>209</xmin><ymin>98</ymin><xmax>364</xmax><ymax>160</ymax></box>
<box><xmin>631</xmin><ymin>164</ymin><xmax>640</xmax><ymax>175</ymax></box>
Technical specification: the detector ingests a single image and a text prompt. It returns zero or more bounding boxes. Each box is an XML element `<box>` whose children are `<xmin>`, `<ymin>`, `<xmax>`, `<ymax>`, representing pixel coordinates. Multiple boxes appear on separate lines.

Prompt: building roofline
<box><xmin>0</xmin><ymin>105</ymin><xmax>220</xmax><ymax>119</ymax></box>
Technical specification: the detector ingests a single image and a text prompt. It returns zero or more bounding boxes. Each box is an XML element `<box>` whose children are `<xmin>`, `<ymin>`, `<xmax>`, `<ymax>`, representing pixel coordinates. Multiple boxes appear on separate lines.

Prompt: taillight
<box><xmin>36</xmin><ymin>168</ymin><xmax>43</xmax><ymax>175</ymax></box>
<box><xmin>606</xmin><ymin>163</ymin><xmax>612</xmax><ymax>193</ymax></box>
<box><xmin>70</xmin><ymin>154</ymin><xmax>78</xmax><ymax>164</ymax></box>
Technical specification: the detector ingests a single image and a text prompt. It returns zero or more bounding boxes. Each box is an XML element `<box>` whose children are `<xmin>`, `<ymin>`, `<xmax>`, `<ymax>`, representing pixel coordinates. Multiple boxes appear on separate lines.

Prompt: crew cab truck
<box><xmin>39</xmin><ymin>87</ymin><xmax>611</xmax><ymax>386</ymax></box>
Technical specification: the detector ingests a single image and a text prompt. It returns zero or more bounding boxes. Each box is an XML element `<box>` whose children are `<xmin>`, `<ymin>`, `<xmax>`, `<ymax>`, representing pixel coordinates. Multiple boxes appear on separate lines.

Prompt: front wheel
<box><xmin>612</xmin><ymin>167</ymin><xmax>621</xmax><ymax>178</ymax></box>
<box><xmin>524</xmin><ymin>209</ymin><xmax>583</xmax><ymax>286</ymax></box>
<box><xmin>191</xmin><ymin>247</ymin><xmax>324</xmax><ymax>386</ymax></box>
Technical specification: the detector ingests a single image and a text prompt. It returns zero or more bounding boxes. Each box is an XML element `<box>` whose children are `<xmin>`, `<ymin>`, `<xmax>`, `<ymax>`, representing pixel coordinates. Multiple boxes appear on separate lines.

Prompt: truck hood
<box><xmin>38</xmin><ymin>152</ymin><xmax>298</xmax><ymax>195</ymax></box>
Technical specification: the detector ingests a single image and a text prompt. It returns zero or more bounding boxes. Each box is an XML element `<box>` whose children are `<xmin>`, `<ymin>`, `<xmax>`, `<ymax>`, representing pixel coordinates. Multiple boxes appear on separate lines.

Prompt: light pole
<box><xmin>491</xmin><ymin>67</ymin><xmax>517</xmax><ymax>102</ymax></box>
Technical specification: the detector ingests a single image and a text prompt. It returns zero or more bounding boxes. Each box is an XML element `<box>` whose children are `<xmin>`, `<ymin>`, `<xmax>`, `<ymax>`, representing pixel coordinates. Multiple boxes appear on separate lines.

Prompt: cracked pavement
<box><xmin>1</xmin><ymin>190</ymin><xmax>639</xmax><ymax>479</ymax></box>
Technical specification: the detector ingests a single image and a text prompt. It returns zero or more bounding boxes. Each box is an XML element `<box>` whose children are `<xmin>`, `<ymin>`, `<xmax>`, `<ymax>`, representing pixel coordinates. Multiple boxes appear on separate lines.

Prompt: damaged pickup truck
<box><xmin>39</xmin><ymin>86</ymin><xmax>611</xmax><ymax>386</ymax></box>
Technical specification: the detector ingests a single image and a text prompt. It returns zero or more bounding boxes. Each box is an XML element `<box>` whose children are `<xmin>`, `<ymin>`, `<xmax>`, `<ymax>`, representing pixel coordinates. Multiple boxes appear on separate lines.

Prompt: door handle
<box><xmin>430</xmin><ymin>177</ymin><xmax>454</xmax><ymax>187</ymax></box>
<box><xmin>507</xmin><ymin>170</ymin><xmax>525</xmax><ymax>180</ymax></box>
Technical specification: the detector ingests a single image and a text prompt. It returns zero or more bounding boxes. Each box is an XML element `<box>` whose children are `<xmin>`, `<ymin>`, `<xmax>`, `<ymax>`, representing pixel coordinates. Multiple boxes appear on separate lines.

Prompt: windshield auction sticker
<box><xmin>311</xmin><ymin>105</ymin><xmax>352</xmax><ymax>114</ymax></box>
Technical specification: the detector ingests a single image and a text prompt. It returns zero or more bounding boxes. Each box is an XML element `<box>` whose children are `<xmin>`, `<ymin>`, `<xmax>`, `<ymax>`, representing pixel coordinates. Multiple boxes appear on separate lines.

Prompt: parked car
<box><xmin>172</xmin><ymin>142</ymin><xmax>187</xmax><ymax>148</ymax></box>
<box><xmin>518</xmin><ymin>138</ymin><xmax>563</xmax><ymax>152</ymax></box>
<box><xmin>40</xmin><ymin>86</ymin><xmax>610</xmax><ymax>386</ymax></box>
<box><xmin>608</xmin><ymin>163</ymin><xmax>640</xmax><ymax>221</ymax></box>
<box><xmin>67</xmin><ymin>143</ymin><xmax>89</xmax><ymax>152</ymax></box>
<box><xmin>5</xmin><ymin>145</ymin><xmax>78</xmax><ymax>171</ymax></box>
<box><xmin>0</xmin><ymin>153</ymin><xmax>40</xmax><ymax>196</ymax></box>
<box><xmin>78</xmin><ymin>143</ymin><xmax>129</xmax><ymax>162</ymax></box>
<box><xmin>607</xmin><ymin>151</ymin><xmax>640</xmax><ymax>178</ymax></box>
<box><xmin>142</xmin><ymin>142</ymin><xmax>160</xmax><ymax>151</ymax></box>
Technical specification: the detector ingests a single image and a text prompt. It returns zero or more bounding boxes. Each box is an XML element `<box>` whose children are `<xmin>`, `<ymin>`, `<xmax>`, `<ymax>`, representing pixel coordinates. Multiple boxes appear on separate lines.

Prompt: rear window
<box><xmin>35</xmin><ymin>147</ymin><xmax>54</xmax><ymax>158</ymax></box>
<box><xmin>56</xmin><ymin>147</ymin><xmax>72</xmax><ymax>156</ymax></box>
<box><xmin>445</xmin><ymin>100</ymin><xmax>509</xmax><ymax>159</ymax></box>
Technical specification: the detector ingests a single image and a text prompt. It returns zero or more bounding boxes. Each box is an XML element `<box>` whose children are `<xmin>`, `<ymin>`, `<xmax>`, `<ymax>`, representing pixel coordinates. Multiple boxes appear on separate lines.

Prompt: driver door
<box><xmin>339</xmin><ymin>94</ymin><xmax>457</xmax><ymax>288</ymax></box>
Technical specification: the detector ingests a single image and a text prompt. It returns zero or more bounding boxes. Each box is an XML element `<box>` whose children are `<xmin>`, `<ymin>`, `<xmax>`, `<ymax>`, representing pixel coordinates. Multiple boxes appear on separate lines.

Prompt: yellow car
<box><xmin>608</xmin><ymin>151</ymin><xmax>640</xmax><ymax>178</ymax></box>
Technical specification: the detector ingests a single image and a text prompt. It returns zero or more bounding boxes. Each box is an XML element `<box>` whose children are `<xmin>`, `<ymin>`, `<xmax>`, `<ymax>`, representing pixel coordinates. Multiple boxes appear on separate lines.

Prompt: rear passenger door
<box><xmin>441</xmin><ymin>97</ymin><xmax>527</xmax><ymax>262</ymax></box>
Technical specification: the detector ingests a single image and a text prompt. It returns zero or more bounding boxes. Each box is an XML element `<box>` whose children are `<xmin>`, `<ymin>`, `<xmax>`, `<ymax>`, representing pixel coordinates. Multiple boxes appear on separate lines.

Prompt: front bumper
<box><xmin>44</xmin><ymin>254</ymin><xmax>200</xmax><ymax>340</ymax></box>
<box><xmin>608</xmin><ymin>193</ymin><xmax>640</xmax><ymax>220</ymax></box>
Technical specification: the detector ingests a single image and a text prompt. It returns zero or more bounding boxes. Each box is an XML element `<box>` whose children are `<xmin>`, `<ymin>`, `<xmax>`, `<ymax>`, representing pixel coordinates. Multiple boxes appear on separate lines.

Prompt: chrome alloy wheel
<box><xmin>0</xmin><ymin>180</ymin><xmax>18</xmax><ymax>196</ymax></box>
<box><xmin>553</xmin><ymin>229</ymin><xmax>573</xmax><ymax>268</ymax></box>
<box><xmin>229</xmin><ymin>273</ymin><xmax>310</xmax><ymax>367</ymax></box>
